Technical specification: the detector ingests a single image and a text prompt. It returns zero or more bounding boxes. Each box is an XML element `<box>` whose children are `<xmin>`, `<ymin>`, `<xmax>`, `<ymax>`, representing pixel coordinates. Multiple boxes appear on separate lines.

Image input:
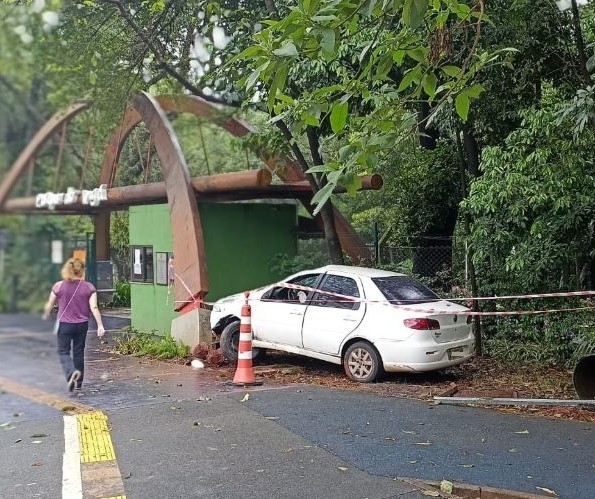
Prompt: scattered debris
<box><xmin>437</xmin><ymin>382</ymin><xmax>459</xmax><ymax>397</ymax></box>
<box><xmin>536</xmin><ymin>486</ymin><xmax>557</xmax><ymax>496</ymax></box>
<box><xmin>434</xmin><ymin>396</ymin><xmax>595</xmax><ymax>408</ymax></box>
<box><xmin>440</xmin><ymin>480</ymin><xmax>453</xmax><ymax>494</ymax></box>
<box><xmin>190</xmin><ymin>359</ymin><xmax>205</xmax><ymax>369</ymax></box>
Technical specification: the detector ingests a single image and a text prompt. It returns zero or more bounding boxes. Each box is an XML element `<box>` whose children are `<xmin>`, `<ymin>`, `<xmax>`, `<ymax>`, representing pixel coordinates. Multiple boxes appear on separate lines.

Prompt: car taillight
<box><xmin>403</xmin><ymin>318</ymin><xmax>441</xmax><ymax>330</ymax></box>
<box><xmin>466</xmin><ymin>315</ymin><xmax>472</xmax><ymax>324</ymax></box>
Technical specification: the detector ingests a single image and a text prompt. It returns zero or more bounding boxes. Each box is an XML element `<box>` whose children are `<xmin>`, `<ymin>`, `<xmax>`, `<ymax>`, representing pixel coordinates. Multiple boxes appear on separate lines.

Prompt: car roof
<box><xmin>312</xmin><ymin>265</ymin><xmax>407</xmax><ymax>278</ymax></box>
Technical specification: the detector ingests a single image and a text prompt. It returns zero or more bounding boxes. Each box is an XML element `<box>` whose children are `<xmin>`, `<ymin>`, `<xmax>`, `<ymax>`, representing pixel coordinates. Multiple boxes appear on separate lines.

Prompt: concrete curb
<box><xmin>399</xmin><ymin>478</ymin><xmax>554</xmax><ymax>499</ymax></box>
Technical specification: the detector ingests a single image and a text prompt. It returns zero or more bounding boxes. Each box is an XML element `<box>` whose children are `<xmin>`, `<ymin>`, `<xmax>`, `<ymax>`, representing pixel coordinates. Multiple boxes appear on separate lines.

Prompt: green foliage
<box><xmin>0</xmin><ymin>280</ymin><xmax>9</xmax><ymax>313</ymax></box>
<box><xmin>0</xmin><ymin>215</ymin><xmax>93</xmax><ymax>313</ymax></box>
<box><xmin>464</xmin><ymin>100</ymin><xmax>595</xmax><ymax>294</ymax></box>
<box><xmin>113</xmin><ymin>327</ymin><xmax>188</xmax><ymax>359</ymax></box>
<box><xmin>110</xmin><ymin>212</ymin><xmax>129</xmax><ymax>281</ymax></box>
<box><xmin>345</xmin><ymin>141</ymin><xmax>460</xmax><ymax>246</ymax></box>
<box><xmin>109</xmin><ymin>279</ymin><xmax>130</xmax><ymax>308</ymax></box>
<box><xmin>269</xmin><ymin>242</ymin><xmax>330</xmax><ymax>276</ymax></box>
<box><xmin>232</xmin><ymin>0</ymin><xmax>502</xmax><ymax>213</ymax></box>
<box><xmin>483</xmin><ymin>308</ymin><xmax>595</xmax><ymax>367</ymax></box>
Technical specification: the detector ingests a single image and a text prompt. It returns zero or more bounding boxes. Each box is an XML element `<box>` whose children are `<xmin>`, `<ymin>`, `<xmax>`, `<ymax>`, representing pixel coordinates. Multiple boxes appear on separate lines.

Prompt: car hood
<box><xmin>212</xmin><ymin>286</ymin><xmax>269</xmax><ymax>306</ymax></box>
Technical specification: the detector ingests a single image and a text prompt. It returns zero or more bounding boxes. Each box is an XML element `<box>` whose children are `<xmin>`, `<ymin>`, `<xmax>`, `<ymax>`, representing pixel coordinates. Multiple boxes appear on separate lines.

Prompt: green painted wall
<box><xmin>129</xmin><ymin>205</ymin><xmax>177</xmax><ymax>334</ymax></box>
<box><xmin>129</xmin><ymin>202</ymin><xmax>297</xmax><ymax>334</ymax></box>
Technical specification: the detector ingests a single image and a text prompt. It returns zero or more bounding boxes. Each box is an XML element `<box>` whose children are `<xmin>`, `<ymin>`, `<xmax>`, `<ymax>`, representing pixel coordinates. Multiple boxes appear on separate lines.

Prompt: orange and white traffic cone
<box><xmin>232</xmin><ymin>291</ymin><xmax>263</xmax><ymax>386</ymax></box>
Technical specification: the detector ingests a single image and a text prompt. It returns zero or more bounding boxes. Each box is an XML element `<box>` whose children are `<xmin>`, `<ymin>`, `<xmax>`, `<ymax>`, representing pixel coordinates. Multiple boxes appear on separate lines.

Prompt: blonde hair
<box><xmin>61</xmin><ymin>258</ymin><xmax>85</xmax><ymax>281</ymax></box>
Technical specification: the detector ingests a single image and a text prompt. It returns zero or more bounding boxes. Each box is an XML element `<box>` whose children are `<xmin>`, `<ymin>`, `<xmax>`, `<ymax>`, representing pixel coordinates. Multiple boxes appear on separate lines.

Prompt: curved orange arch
<box><xmin>98</xmin><ymin>95</ymin><xmax>255</xmax><ymax>188</ymax></box>
<box><xmin>131</xmin><ymin>92</ymin><xmax>208</xmax><ymax>307</ymax></box>
<box><xmin>1</xmin><ymin>93</ymin><xmax>371</xmax><ymax>312</ymax></box>
<box><xmin>95</xmin><ymin>94</ymin><xmax>371</xmax><ymax>268</ymax></box>
<box><xmin>0</xmin><ymin>101</ymin><xmax>90</xmax><ymax>208</ymax></box>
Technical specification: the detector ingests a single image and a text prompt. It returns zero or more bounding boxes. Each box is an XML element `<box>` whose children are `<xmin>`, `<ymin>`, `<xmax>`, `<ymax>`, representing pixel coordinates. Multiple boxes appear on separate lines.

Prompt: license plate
<box><xmin>448</xmin><ymin>346</ymin><xmax>465</xmax><ymax>360</ymax></box>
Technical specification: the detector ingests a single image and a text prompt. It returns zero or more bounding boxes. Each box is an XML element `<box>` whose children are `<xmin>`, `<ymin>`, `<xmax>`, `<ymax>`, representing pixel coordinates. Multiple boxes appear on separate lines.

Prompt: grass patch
<box><xmin>112</xmin><ymin>327</ymin><xmax>189</xmax><ymax>359</ymax></box>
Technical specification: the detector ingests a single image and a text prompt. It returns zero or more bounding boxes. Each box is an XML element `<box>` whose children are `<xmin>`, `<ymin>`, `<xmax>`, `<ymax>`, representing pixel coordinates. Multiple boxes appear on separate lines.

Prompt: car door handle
<box><xmin>289</xmin><ymin>311</ymin><xmax>303</xmax><ymax>316</ymax></box>
<box><xmin>343</xmin><ymin>317</ymin><xmax>358</xmax><ymax>322</ymax></box>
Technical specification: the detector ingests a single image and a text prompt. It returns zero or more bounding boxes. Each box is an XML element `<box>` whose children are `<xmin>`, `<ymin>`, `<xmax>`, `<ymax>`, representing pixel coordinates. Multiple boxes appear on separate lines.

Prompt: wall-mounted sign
<box><xmin>35</xmin><ymin>184</ymin><xmax>108</xmax><ymax>210</ymax></box>
<box><xmin>155</xmin><ymin>252</ymin><xmax>168</xmax><ymax>285</ymax></box>
<box><xmin>51</xmin><ymin>240</ymin><xmax>63</xmax><ymax>264</ymax></box>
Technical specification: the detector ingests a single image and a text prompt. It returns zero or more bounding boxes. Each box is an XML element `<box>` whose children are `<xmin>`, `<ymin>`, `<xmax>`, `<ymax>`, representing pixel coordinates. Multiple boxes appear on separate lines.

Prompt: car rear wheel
<box><xmin>343</xmin><ymin>341</ymin><xmax>382</xmax><ymax>383</ymax></box>
<box><xmin>220</xmin><ymin>320</ymin><xmax>263</xmax><ymax>363</ymax></box>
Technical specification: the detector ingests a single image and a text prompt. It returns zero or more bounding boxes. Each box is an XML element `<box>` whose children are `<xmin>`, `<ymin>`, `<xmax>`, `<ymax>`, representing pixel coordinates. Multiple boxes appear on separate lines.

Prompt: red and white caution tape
<box><xmin>272</xmin><ymin>282</ymin><xmax>595</xmax><ymax>317</ymax></box>
<box><xmin>170</xmin><ymin>272</ymin><xmax>595</xmax><ymax>317</ymax></box>
<box><xmin>435</xmin><ymin>290</ymin><xmax>595</xmax><ymax>302</ymax></box>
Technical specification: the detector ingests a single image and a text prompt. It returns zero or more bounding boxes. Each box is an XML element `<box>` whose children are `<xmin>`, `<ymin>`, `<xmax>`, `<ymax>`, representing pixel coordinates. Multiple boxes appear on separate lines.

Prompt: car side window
<box><xmin>262</xmin><ymin>274</ymin><xmax>321</xmax><ymax>303</ymax></box>
<box><xmin>311</xmin><ymin>275</ymin><xmax>361</xmax><ymax>310</ymax></box>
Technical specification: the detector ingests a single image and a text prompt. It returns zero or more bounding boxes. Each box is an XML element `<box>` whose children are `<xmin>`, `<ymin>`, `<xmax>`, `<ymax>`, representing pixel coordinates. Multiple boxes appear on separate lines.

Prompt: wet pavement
<box><xmin>1</xmin><ymin>313</ymin><xmax>594</xmax><ymax>498</ymax></box>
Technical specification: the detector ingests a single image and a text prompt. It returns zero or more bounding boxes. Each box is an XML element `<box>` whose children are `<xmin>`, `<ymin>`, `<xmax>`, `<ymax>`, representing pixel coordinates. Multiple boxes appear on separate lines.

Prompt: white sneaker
<box><xmin>68</xmin><ymin>370</ymin><xmax>81</xmax><ymax>392</ymax></box>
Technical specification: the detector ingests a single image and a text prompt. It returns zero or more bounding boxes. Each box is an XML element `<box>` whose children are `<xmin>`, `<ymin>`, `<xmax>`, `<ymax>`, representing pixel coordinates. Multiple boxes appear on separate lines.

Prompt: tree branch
<box><xmin>264</xmin><ymin>0</ymin><xmax>280</xmax><ymax>20</ymax></box>
<box><xmin>103</xmin><ymin>0</ymin><xmax>231</xmax><ymax>105</ymax></box>
<box><xmin>275</xmin><ymin>119</ymin><xmax>320</xmax><ymax>190</ymax></box>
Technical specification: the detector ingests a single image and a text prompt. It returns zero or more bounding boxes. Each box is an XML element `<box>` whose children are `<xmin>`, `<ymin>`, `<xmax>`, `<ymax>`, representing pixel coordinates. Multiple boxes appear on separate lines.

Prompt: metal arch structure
<box><xmin>94</xmin><ymin>93</ymin><xmax>372</xmax><ymax>278</ymax></box>
<box><xmin>94</xmin><ymin>94</ymin><xmax>260</xmax><ymax>310</ymax></box>
<box><xmin>1</xmin><ymin>93</ymin><xmax>373</xmax><ymax>312</ymax></box>
<box><xmin>0</xmin><ymin>101</ymin><xmax>90</xmax><ymax>208</ymax></box>
<box><xmin>128</xmin><ymin>92</ymin><xmax>208</xmax><ymax>309</ymax></box>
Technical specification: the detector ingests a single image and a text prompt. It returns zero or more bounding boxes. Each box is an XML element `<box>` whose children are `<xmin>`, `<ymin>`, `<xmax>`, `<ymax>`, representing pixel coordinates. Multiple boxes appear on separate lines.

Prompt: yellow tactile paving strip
<box><xmin>78</xmin><ymin>411</ymin><xmax>127</xmax><ymax>498</ymax></box>
<box><xmin>0</xmin><ymin>376</ymin><xmax>94</xmax><ymax>414</ymax></box>
<box><xmin>0</xmin><ymin>376</ymin><xmax>125</xmax><ymax>497</ymax></box>
<box><xmin>78</xmin><ymin>411</ymin><xmax>116</xmax><ymax>463</ymax></box>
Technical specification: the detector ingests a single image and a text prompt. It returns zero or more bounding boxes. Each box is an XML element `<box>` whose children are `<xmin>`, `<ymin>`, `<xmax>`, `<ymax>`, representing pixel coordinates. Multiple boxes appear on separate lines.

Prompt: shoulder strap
<box><xmin>57</xmin><ymin>279</ymin><xmax>83</xmax><ymax>322</ymax></box>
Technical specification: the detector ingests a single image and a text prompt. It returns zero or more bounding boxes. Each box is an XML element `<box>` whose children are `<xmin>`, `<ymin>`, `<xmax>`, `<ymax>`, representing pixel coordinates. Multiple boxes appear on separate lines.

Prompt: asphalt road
<box><xmin>1</xmin><ymin>313</ymin><xmax>593</xmax><ymax>499</ymax></box>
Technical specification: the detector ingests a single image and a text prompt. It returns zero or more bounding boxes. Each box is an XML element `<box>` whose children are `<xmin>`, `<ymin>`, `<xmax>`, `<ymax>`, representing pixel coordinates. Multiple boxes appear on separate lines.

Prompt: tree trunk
<box><xmin>319</xmin><ymin>201</ymin><xmax>344</xmax><ymax>264</ymax></box>
<box><xmin>463</xmin><ymin>128</ymin><xmax>481</xmax><ymax>177</ymax></box>
<box><xmin>570</xmin><ymin>0</ymin><xmax>592</xmax><ymax>87</ymax></box>
<box><xmin>305</xmin><ymin>126</ymin><xmax>344</xmax><ymax>264</ymax></box>
<box><xmin>456</xmin><ymin>130</ymin><xmax>482</xmax><ymax>356</ymax></box>
<box><xmin>418</xmin><ymin>101</ymin><xmax>438</xmax><ymax>150</ymax></box>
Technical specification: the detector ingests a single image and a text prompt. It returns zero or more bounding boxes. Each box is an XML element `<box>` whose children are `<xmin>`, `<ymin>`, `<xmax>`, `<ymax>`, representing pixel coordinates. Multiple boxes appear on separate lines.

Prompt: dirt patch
<box><xmin>187</xmin><ymin>349</ymin><xmax>595</xmax><ymax>423</ymax></box>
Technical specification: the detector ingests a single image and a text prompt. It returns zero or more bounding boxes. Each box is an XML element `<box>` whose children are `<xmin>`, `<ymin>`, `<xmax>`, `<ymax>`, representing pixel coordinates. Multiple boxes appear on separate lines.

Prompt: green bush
<box><xmin>109</xmin><ymin>279</ymin><xmax>131</xmax><ymax>308</ymax></box>
<box><xmin>113</xmin><ymin>327</ymin><xmax>188</xmax><ymax>359</ymax></box>
<box><xmin>269</xmin><ymin>248</ymin><xmax>329</xmax><ymax>277</ymax></box>
<box><xmin>482</xmin><ymin>306</ymin><xmax>595</xmax><ymax>367</ymax></box>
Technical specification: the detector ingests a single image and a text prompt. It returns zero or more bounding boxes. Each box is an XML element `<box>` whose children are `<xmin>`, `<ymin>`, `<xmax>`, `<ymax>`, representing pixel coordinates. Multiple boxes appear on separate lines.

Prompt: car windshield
<box><xmin>372</xmin><ymin>276</ymin><xmax>439</xmax><ymax>304</ymax></box>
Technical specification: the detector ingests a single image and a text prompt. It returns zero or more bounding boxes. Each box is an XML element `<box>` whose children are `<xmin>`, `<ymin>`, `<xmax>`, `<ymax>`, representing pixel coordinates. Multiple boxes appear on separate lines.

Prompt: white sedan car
<box><xmin>210</xmin><ymin>265</ymin><xmax>475</xmax><ymax>383</ymax></box>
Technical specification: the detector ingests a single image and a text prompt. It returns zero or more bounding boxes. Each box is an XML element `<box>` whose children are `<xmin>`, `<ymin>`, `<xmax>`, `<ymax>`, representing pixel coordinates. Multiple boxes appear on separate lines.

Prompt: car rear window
<box><xmin>371</xmin><ymin>276</ymin><xmax>439</xmax><ymax>304</ymax></box>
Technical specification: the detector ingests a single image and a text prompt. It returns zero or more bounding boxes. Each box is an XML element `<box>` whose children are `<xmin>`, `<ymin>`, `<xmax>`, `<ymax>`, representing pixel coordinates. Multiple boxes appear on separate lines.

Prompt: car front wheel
<box><xmin>219</xmin><ymin>320</ymin><xmax>263</xmax><ymax>363</ymax></box>
<box><xmin>343</xmin><ymin>341</ymin><xmax>382</xmax><ymax>383</ymax></box>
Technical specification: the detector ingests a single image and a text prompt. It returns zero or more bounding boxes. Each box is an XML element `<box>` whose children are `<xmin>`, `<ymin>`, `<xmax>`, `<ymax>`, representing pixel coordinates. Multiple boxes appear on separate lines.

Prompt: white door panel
<box><xmin>301</xmin><ymin>304</ymin><xmax>365</xmax><ymax>354</ymax></box>
<box><xmin>252</xmin><ymin>301</ymin><xmax>304</xmax><ymax>347</ymax></box>
<box><xmin>301</xmin><ymin>273</ymin><xmax>366</xmax><ymax>354</ymax></box>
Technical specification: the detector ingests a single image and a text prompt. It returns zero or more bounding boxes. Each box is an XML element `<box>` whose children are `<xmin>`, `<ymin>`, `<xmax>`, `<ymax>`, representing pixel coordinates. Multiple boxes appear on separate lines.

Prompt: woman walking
<box><xmin>43</xmin><ymin>258</ymin><xmax>105</xmax><ymax>391</ymax></box>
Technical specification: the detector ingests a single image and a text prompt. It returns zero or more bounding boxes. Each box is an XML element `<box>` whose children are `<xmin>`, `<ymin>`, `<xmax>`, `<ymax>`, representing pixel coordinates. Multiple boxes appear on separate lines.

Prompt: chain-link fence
<box><xmin>291</xmin><ymin>233</ymin><xmax>469</xmax><ymax>294</ymax></box>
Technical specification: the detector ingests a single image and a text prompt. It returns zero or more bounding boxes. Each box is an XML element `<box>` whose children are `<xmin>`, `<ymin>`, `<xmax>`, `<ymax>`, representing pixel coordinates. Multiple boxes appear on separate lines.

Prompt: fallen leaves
<box><xmin>440</xmin><ymin>480</ymin><xmax>453</xmax><ymax>494</ymax></box>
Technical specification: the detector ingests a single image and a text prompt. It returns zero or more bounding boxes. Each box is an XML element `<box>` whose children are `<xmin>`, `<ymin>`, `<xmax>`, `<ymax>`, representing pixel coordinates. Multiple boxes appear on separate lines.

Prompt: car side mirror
<box><xmin>297</xmin><ymin>291</ymin><xmax>307</xmax><ymax>304</ymax></box>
